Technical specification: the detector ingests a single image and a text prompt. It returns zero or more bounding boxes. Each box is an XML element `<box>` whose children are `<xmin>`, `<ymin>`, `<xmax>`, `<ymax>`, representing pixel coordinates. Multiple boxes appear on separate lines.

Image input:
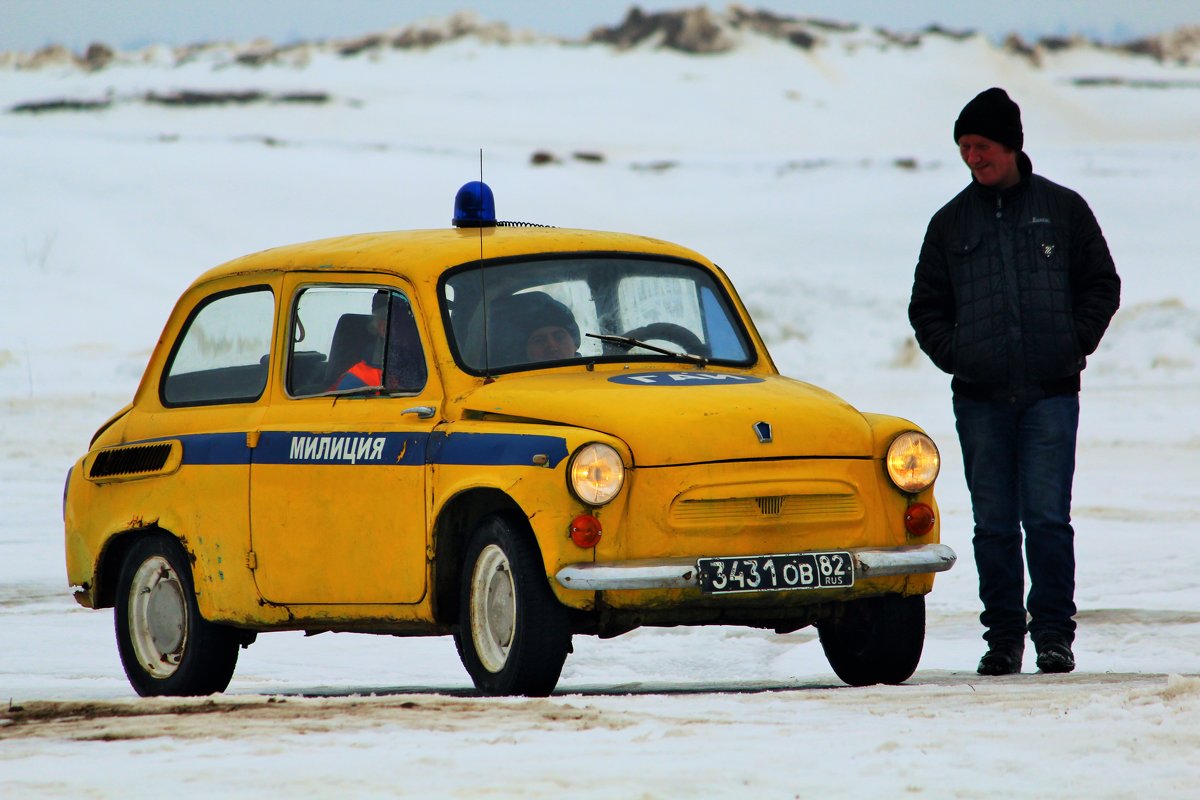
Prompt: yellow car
<box><xmin>63</xmin><ymin>182</ymin><xmax>954</xmax><ymax>697</ymax></box>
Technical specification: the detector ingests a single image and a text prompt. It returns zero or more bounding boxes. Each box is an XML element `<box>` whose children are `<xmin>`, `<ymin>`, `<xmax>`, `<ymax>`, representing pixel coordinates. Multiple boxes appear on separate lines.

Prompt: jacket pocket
<box><xmin>950</xmin><ymin>235</ymin><xmax>982</xmax><ymax>258</ymax></box>
<box><xmin>948</xmin><ymin>233</ymin><xmax>989</xmax><ymax>288</ymax></box>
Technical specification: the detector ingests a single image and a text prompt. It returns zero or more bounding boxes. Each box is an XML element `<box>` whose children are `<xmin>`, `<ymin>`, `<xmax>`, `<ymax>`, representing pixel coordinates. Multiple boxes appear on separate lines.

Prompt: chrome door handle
<box><xmin>402</xmin><ymin>406</ymin><xmax>436</xmax><ymax>419</ymax></box>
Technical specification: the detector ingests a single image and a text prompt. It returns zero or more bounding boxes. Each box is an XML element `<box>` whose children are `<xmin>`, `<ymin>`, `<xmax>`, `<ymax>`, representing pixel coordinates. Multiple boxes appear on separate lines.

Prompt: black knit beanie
<box><xmin>953</xmin><ymin>87</ymin><xmax>1023</xmax><ymax>151</ymax></box>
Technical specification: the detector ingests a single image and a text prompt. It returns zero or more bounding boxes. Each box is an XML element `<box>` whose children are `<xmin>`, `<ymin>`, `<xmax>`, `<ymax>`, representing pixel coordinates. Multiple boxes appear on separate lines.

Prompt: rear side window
<box><xmin>162</xmin><ymin>288</ymin><xmax>275</xmax><ymax>406</ymax></box>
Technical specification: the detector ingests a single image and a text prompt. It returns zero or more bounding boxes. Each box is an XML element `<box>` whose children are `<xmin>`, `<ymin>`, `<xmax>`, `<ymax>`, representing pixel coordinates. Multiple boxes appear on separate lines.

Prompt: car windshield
<box><xmin>442</xmin><ymin>256</ymin><xmax>754</xmax><ymax>374</ymax></box>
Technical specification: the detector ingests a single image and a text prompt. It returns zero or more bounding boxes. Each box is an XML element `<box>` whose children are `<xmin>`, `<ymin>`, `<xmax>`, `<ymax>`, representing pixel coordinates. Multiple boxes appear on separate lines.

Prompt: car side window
<box><xmin>288</xmin><ymin>285</ymin><xmax>427</xmax><ymax>397</ymax></box>
<box><xmin>162</xmin><ymin>287</ymin><xmax>274</xmax><ymax>406</ymax></box>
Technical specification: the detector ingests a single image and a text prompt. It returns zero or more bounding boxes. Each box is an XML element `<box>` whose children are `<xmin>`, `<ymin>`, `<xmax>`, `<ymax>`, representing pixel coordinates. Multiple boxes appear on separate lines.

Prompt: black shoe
<box><xmin>1035</xmin><ymin>640</ymin><xmax>1075</xmax><ymax>673</ymax></box>
<box><xmin>977</xmin><ymin>644</ymin><xmax>1023</xmax><ymax>676</ymax></box>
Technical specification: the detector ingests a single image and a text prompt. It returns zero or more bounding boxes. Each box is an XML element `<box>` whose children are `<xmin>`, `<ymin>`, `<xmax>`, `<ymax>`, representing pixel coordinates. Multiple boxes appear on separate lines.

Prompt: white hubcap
<box><xmin>470</xmin><ymin>544</ymin><xmax>516</xmax><ymax>673</ymax></box>
<box><xmin>128</xmin><ymin>555</ymin><xmax>187</xmax><ymax>678</ymax></box>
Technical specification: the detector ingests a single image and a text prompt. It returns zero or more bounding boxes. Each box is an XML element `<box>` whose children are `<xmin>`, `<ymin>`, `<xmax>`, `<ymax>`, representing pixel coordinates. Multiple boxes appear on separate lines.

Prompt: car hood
<box><xmin>458</xmin><ymin>370</ymin><xmax>874</xmax><ymax>466</ymax></box>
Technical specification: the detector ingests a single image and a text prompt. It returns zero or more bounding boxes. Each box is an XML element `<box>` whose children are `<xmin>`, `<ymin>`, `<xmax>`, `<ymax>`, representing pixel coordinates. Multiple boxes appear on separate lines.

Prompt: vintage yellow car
<box><xmin>64</xmin><ymin>182</ymin><xmax>954</xmax><ymax>697</ymax></box>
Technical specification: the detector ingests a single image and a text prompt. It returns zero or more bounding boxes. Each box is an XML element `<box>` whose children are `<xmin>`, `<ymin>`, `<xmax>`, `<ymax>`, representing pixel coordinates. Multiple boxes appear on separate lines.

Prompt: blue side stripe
<box><xmin>164</xmin><ymin>431</ymin><xmax>568</xmax><ymax>468</ymax></box>
<box><xmin>255</xmin><ymin>431</ymin><xmax>426</xmax><ymax>466</ymax></box>
<box><xmin>177</xmin><ymin>433</ymin><xmax>253</xmax><ymax>465</ymax></box>
<box><xmin>428</xmin><ymin>432</ymin><xmax>569</xmax><ymax>468</ymax></box>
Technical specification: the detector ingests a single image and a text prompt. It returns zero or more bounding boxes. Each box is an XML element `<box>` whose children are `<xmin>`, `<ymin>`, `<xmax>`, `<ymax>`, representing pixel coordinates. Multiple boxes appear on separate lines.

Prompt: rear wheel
<box><xmin>817</xmin><ymin>594</ymin><xmax>925</xmax><ymax>686</ymax></box>
<box><xmin>115</xmin><ymin>534</ymin><xmax>239</xmax><ymax>696</ymax></box>
<box><xmin>455</xmin><ymin>514</ymin><xmax>571</xmax><ymax>696</ymax></box>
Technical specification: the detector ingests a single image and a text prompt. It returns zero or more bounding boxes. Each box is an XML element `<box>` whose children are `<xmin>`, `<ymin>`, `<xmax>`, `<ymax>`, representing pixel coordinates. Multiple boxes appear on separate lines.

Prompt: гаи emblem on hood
<box><xmin>754</xmin><ymin>421</ymin><xmax>773</xmax><ymax>444</ymax></box>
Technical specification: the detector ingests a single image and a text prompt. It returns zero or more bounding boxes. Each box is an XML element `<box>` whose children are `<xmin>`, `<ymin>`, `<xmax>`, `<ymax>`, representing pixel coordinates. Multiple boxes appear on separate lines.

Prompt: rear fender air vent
<box><xmin>87</xmin><ymin>441</ymin><xmax>181</xmax><ymax>482</ymax></box>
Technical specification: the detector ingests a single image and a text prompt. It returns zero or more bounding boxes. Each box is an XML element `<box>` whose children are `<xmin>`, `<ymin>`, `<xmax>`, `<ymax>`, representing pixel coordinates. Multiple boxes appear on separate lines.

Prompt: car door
<box><xmin>249</xmin><ymin>277</ymin><xmax>439</xmax><ymax>605</ymax></box>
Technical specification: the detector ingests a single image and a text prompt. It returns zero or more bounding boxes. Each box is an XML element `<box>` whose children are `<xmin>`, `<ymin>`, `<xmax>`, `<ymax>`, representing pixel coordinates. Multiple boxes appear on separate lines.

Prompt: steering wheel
<box><xmin>621</xmin><ymin>323</ymin><xmax>710</xmax><ymax>358</ymax></box>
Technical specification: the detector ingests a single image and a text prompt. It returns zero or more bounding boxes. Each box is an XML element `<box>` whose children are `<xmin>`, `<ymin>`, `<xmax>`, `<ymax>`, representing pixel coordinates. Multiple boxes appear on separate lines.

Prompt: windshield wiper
<box><xmin>586</xmin><ymin>333</ymin><xmax>708</xmax><ymax>366</ymax></box>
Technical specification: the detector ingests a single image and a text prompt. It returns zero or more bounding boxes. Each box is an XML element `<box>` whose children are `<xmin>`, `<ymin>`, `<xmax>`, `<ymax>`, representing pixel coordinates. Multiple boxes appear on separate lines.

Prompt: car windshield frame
<box><xmin>439</xmin><ymin>253</ymin><xmax>757</xmax><ymax>376</ymax></box>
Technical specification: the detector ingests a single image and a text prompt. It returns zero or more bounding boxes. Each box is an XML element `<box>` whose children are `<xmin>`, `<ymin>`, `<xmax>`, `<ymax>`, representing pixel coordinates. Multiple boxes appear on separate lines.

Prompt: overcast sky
<box><xmin>3</xmin><ymin>0</ymin><xmax>1198</xmax><ymax>52</ymax></box>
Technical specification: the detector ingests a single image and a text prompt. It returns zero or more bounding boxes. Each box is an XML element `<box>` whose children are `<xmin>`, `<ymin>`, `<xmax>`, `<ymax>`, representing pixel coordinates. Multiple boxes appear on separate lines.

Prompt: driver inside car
<box><xmin>525</xmin><ymin>323</ymin><xmax>577</xmax><ymax>361</ymax></box>
<box><xmin>488</xmin><ymin>291</ymin><xmax>581</xmax><ymax>365</ymax></box>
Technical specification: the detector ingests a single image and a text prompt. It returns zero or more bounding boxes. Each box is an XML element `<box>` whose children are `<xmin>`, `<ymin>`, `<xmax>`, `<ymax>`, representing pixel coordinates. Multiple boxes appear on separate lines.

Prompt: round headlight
<box><xmin>886</xmin><ymin>432</ymin><xmax>940</xmax><ymax>493</ymax></box>
<box><xmin>568</xmin><ymin>443</ymin><xmax>625</xmax><ymax>506</ymax></box>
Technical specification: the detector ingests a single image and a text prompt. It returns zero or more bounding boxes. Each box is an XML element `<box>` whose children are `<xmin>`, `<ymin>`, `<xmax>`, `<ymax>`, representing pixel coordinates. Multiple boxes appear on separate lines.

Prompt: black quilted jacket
<box><xmin>908</xmin><ymin>154</ymin><xmax>1121</xmax><ymax>402</ymax></box>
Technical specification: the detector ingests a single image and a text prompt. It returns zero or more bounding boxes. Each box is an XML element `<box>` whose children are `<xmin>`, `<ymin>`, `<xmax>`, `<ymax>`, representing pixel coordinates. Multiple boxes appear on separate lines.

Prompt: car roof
<box><xmin>194</xmin><ymin>227</ymin><xmax>712</xmax><ymax>287</ymax></box>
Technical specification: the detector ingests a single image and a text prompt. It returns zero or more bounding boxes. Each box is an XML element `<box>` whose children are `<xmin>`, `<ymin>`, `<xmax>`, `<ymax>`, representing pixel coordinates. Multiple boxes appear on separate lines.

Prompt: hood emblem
<box><xmin>754</xmin><ymin>421</ymin><xmax>773</xmax><ymax>444</ymax></box>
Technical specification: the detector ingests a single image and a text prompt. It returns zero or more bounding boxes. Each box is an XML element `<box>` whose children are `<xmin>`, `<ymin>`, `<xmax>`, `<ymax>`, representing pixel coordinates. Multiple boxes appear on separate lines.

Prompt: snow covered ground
<box><xmin>2</xmin><ymin>15</ymin><xmax>1199</xmax><ymax>798</ymax></box>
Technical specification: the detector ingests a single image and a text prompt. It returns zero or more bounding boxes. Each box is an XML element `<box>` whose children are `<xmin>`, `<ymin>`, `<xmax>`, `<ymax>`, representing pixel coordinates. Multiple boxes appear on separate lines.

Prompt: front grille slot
<box><xmin>89</xmin><ymin>443</ymin><xmax>172</xmax><ymax>478</ymax></box>
<box><xmin>672</xmin><ymin>493</ymin><xmax>862</xmax><ymax>524</ymax></box>
<box><xmin>756</xmin><ymin>496</ymin><xmax>784</xmax><ymax>515</ymax></box>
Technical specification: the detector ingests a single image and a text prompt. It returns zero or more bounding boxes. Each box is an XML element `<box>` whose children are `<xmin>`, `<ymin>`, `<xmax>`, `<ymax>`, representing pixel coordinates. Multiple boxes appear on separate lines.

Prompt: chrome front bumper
<box><xmin>555</xmin><ymin>543</ymin><xmax>957</xmax><ymax>591</ymax></box>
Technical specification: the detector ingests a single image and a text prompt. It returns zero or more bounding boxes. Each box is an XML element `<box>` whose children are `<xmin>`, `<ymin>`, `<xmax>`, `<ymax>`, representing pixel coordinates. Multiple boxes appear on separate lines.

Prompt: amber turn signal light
<box><xmin>568</xmin><ymin>514</ymin><xmax>603</xmax><ymax>548</ymax></box>
<box><xmin>904</xmin><ymin>503</ymin><xmax>936</xmax><ymax>536</ymax></box>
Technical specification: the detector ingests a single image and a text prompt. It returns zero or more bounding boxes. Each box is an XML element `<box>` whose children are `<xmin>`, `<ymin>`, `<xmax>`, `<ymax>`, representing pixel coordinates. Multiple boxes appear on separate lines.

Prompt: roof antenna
<box><xmin>450</xmin><ymin>149</ymin><xmax>498</xmax><ymax>376</ymax></box>
<box><xmin>478</xmin><ymin>148</ymin><xmax>484</xmax><ymax>263</ymax></box>
<box><xmin>478</xmin><ymin>149</ymin><xmax>488</xmax><ymax>376</ymax></box>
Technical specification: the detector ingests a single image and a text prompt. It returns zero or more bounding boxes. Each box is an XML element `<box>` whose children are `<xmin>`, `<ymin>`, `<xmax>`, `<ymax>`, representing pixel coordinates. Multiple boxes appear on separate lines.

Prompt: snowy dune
<box><xmin>2</xmin><ymin>10</ymin><xmax>1199</xmax><ymax>798</ymax></box>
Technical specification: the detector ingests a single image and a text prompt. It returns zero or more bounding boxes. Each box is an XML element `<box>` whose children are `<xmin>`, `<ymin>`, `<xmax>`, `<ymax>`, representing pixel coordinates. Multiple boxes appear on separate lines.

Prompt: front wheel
<box><xmin>455</xmin><ymin>514</ymin><xmax>571</xmax><ymax>696</ymax></box>
<box><xmin>817</xmin><ymin>594</ymin><xmax>926</xmax><ymax>687</ymax></box>
<box><xmin>115</xmin><ymin>534</ymin><xmax>240</xmax><ymax>696</ymax></box>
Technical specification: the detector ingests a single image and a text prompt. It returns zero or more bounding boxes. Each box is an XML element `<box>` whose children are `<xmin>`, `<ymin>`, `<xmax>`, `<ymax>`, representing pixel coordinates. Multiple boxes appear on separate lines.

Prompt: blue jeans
<box><xmin>953</xmin><ymin>393</ymin><xmax>1080</xmax><ymax>649</ymax></box>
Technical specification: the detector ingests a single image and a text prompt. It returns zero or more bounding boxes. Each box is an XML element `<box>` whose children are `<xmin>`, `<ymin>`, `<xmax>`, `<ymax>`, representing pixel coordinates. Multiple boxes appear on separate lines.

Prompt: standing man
<box><xmin>909</xmin><ymin>88</ymin><xmax>1120</xmax><ymax>676</ymax></box>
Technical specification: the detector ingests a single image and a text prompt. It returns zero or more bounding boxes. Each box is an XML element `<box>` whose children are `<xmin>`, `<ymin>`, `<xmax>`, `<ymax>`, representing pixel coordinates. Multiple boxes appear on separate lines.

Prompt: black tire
<box><xmin>114</xmin><ymin>534</ymin><xmax>239</xmax><ymax>696</ymax></box>
<box><xmin>621</xmin><ymin>323</ymin><xmax>710</xmax><ymax>357</ymax></box>
<box><xmin>454</xmin><ymin>513</ymin><xmax>571</xmax><ymax>696</ymax></box>
<box><xmin>817</xmin><ymin>594</ymin><xmax>926</xmax><ymax>687</ymax></box>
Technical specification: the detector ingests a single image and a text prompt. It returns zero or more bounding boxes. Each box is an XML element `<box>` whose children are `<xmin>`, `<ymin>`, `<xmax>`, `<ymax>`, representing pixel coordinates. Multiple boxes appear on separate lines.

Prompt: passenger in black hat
<box><xmin>908</xmin><ymin>87</ymin><xmax>1122</xmax><ymax>677</ymax></box>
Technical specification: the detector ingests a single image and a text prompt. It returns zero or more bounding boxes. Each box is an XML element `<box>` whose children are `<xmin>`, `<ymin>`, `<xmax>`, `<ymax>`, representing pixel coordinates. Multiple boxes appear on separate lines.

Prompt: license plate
<box><xmin>697</xmin><ymin>551</ymin><xmax>854</xmax><ymax>594</ymax></box>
